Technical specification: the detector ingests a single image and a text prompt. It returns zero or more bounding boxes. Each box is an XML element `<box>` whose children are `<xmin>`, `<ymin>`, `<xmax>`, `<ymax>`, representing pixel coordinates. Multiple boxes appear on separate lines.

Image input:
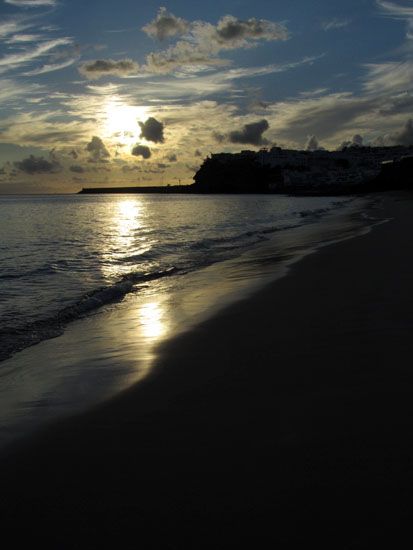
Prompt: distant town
<box><xmin>79</xmin><ymin>145</ymin><xmax>413</xmax><ymax>195</ymax></box>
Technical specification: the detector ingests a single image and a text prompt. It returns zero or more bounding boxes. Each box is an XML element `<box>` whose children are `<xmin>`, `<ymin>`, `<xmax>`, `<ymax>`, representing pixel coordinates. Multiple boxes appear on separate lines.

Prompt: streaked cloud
<box><xmin>5</xmin><ymin>0</ymin><xmax>57</xmax><ymax>6</ymax></box>
<box><xmin>0</xmin><ymin>18</ymin><xmax>30</xmax><ymax>39</ymax></box>
<box><xmin>321</xmin><ymin>18</ymin><xmax>351</xmax><ymax>31</ymax></box>
<box><xmin>377</xmin><ymin>1</ymin><xmax>413</xmax><ymax>18</ymax></box>
<box><xmin>0</xmin><ymin>37</ymin><xmax>72</xmax><ymax>72</ymax></box>
<box><xmin>363</xmin><ymin>61</ymin><xmax>413</xmax><ymax>94</ymax></box>
<box><xmin>24</xmin><ymin>56</ymin><xmax>79</xmax><ymax>75</ymax></box>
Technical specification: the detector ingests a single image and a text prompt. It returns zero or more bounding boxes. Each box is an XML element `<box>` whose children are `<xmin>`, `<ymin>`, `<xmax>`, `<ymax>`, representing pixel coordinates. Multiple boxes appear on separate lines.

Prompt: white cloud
<box><xmin>321</xmin><ymin>18</ymin><xmax>351</xmax><ymax>31</ymax></box>
<box><xmin>0</xmin><ymin>37</ymin><xmax>72</xmax><ymax>72</ymax></box>
<box><xmin>377</xmin><ymin>1</ymin><xmax>413</xmax><ymax>18</ymax></box>
<box><xmin>363</xmin><ymin>60</ymin><xmax>413</xmax><ymax>94</ymax></box>
<box><xmin>0</xmin><ymin>19</ymin><xmax>30</xmax><ymax>39</ymax></box>
<box><xmin>5</xmin><ymin>33</ymin><xmax>44</xmax><ymax>43</ymax></box>
<box><xmin>143</xmin><ymin>12</ymin><xmax>289</xmax><ymax>74</ymax></box>
<box><xmin>0</xmin><ymin>78</ymin><xmax>43</xmax><ymax>103</ymax></box>
<box><xmin>24</xmin><ymin>56</ymin><xmax>79</xmax><ymax>75</ymax></box>
<box><xmin>5</xmin><ymin>0</ymin><xmax>57</xmax><ymax>6</ymax></box>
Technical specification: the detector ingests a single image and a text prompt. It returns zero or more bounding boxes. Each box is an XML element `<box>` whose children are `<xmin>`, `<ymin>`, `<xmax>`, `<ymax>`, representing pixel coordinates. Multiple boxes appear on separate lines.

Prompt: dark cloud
<box><xmin>122</xmin><ymin>164</ymin><xmax>142</xmax><ymax>173</ymax></box>
<box><xmin>213</xmin><ymin>131</ymin><xmax>225</xmax><ymax>143</ymax></box>
<box><xmin>387</xmin><ymin>119</ymin><xmax>413</xmax><ymax>146</ymax></box>
<box><xmin>69</xmin><ymin>164</ymin><xmax>85</xmax><ymax>173</ymax></box>
<box><xmin>143</xmin><ymin>7</ymin><xmax>189</xmax><ymax>41</ymax></box>
<box><xmin>79</xmin><ymin>59</ymin><xmax>139</xmax><ymax>80</ymax></box>
<box><xmin>229</xmin><ymin>119</ymin><xmax>269</xmax><ymax>146</ymax></box>
<box><xmin>131</xmin><ymin>145</ymin><xmax>151</xmax><ymax>159</ymax></box>
<box><xmin>86</xmin><ymin>136</ymin><xmax>110</xmax><ymax>162</ymax></box>
<box><xmin>139</xmin><ymin>117</ymin><xmax>165</xmax><ymax>143</ymax></box>
<box><xmin>339</xmin><ymin>134</ymin><xmax>364</xmax><ymax>150</ymax></box>
<box><xmin>13</xmin><ymin>155</ymin><xmax>61</xmax><ymax>175</ymax></box>
<box><xmin>214</xmin><ymin>15</ymin><xmax>288</xmax><ymax>44</ymax></box>
<box><xmin>166</xmin><ymin>153</ymin><xmax>177</xmax><ymax>162</ymax></box>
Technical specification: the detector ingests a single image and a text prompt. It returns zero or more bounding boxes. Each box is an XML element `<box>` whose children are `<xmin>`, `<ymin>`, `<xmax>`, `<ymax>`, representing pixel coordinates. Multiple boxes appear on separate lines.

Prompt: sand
<box><xmin>1</xmin><ymin>192</ymin><xmax>413</xmax><ymax>549</ymax></box>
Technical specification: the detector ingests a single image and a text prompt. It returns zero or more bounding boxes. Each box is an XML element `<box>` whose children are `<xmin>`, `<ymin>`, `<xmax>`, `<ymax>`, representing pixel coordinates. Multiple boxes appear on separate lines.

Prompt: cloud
<box><xmin>24</xmin><ymin>56</ymin><xmax>79</xmax><ymax>75</ymax></box>
<box><xmin>14</xmin><ymin>154</ymin><xmax>61</xmax><ymax>174</ymax></box>
<box><xmin>0</xmin><ymin>37</ymin><xmax>72</xmax><ymax>73</ymax></box>
<box><xmin>213</xmin><ymin>131</ymin><xmax>225</xmax><ymax>143</ymax></box>
<box><xmin>145</xmin><ymin>41</ymin><xmax>226</xmax><ymax>73</ymax></box>
<box><xmin>142</xmin><ymin>7</ymin><xmax>189</xmax><ymax>41</ymax></box>
<box><xmin>306</xmin><ymin>135</ymin><xmax>322</xmax><ymax>151</ymax></box>
<box><xmin>144</xmin><ymin>13</ymin><xmax>288</xmax><ymax>73</ymax></box>
<box><xmin>131</xmin><ymin>144</ymin><xmax>151</xmax><ymax>159</ymax></box>
<box><xmin>0</xmin><ymin>20</ymin><xmax>31</xmax><ymax>39</ymax></box>
<box><xmin>386</xmin><ymin>118</ymin><xmax>413</xmax><ymax>145</ymax></box>
<box><xmin>211</xmin><ymin>15</ymin><xmax>289</xmax><ymax>45</ymax></box>
<box><xmin>377</xmin><ymin>1</ymin><xmax>413</xmax><ymax>40</ymax></box>
<box><xmin>5</xmin><ymin>0</ymin><xmax>57</xmax><ymax>5</ymax></box>
<box><xmin>229</xmin><ymin>119</ymin><xmax>269</xmax><ymax>145</ymax></box>
<box><xmin>339</xmin><ymin>134</ymin><xmax>364</xmax><ymax>150</ymax></box>
<box><xmin>321</xmin><ymin>18</ymin><xmax>351</xmax><ymax>31</ymax></box>
<box><xmin>0</xmin><ymin>78</ymin><xmax>42</xmax><ymax>103</ymax></box>
<box><xmin>139</xmin><ymin>117</ymin><xmax>165</xmax><ymax>143</ymax></box>
<box><xmin>363</xmin><ymin>61</ymin><xmax>413</xmax><ymax>94</ymax></box>
<box><xmin>69</xmin><ymin>164</ymin><xmax>85</xmax><ymax>173</ymax></box>
<box><xmin>86</xmin><ymin>136</ymin><xmax>110</xmax><ymax>162</ymax></box>
<box><xmin>79</xmin><ymin>59</ymin><xmax>140</xmax><ymax>80</ymax></box>
<box><xmin>377</xmin><ymin>1</ymin><xmax>413</xmax><ymax>19</ymax></box>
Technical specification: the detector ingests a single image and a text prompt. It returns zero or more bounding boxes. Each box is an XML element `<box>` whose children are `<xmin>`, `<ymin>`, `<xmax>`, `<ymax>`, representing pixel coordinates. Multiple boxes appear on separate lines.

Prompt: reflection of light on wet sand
<box><xmin>139</xmin><ymin>301</ymin><xmax>167</xmax><ymax>340</ymax></box>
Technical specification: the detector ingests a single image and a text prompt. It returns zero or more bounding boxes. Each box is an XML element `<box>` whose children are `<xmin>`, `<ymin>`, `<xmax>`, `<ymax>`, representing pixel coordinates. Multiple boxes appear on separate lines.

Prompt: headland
<box><xmin>78</xmin><ymin>144</ymin><xmax>413</xmax><ymax>195</ymax></box>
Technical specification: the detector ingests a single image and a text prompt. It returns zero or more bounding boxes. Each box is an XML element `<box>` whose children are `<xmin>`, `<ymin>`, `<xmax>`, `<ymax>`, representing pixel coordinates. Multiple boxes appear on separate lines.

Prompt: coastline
<box><xmin>1</xmin><ymin>192</ymin><xmax>413</xmax><ymax>547</ymax></box>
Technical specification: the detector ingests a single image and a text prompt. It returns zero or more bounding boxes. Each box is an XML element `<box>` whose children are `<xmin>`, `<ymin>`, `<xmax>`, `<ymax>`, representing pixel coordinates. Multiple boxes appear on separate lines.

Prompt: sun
<box><xmin>102</xmin><ymin>100</ymin><xmax>150</xmax><ymax>148</ymax></box>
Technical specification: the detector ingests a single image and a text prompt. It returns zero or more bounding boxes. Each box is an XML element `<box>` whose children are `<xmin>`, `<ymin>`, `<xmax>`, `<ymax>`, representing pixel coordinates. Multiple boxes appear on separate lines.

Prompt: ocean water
<box><xmin>0</xmin><ymin>193</ymin><xmax>379</xmax><ymax>447</ymax></box>
<box><xmin>0</xmin><ymin>193</ymin><xmax>353</xmax><ymax>362</ymax></box>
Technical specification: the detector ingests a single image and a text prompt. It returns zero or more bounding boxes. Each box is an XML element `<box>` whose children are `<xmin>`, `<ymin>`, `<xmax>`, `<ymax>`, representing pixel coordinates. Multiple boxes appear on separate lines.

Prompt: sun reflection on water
<box><xmin>101</xmin><ymin>197</ymin><xmax>150</xmax><ymax>279</ymax></box>
<box><xmin>117</xmin><ymin>199</ymin><xmax>142</xmax><ymax>236</ymax></box>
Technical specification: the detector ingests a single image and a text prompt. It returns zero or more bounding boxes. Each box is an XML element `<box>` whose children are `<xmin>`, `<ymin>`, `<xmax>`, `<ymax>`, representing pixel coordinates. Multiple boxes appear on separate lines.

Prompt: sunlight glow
<box><xmin>102</xmin><ymin>100</ymin><xmax>150</xmax><ymax>147</ymax></box>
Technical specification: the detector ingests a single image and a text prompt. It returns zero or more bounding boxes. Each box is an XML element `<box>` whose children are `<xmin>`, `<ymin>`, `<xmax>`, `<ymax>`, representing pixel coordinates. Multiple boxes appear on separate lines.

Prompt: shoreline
<box><xmin>1</xmin><ymin>192</ymin><xmax>413</xmax><ymax>547</ymax></box>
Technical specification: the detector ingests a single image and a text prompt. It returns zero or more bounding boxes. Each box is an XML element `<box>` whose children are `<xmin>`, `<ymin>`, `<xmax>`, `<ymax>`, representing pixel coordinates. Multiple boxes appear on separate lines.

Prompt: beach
<box><xmin>1</xmin><ymin>191</ymin><xmax>413</xmax><ymax>548</ymax></box>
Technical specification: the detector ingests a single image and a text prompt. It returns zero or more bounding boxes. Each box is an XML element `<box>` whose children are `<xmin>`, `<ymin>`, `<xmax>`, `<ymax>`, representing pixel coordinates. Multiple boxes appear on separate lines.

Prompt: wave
<box><xmin>0</xmin><ymin>200</ymin><xmax>347</xmax><ymax>364</ymax></box>
<box><xmin>0</xmin><ymin>266</ymin><xmax>178</xmax><ymax>363</ymax></box>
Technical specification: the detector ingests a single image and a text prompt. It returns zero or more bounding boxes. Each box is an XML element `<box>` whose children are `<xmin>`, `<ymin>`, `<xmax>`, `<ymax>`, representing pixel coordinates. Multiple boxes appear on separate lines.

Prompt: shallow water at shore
<box><xmin>0</xmin><ymin>194</ymin><xmax>386</xmax><ymax>449</ymax></box>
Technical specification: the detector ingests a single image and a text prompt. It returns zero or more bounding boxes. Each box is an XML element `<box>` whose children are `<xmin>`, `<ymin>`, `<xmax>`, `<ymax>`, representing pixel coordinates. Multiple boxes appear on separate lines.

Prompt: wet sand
<box><xmin>1</xmin><ymin>193</ymin><xmax>413</xmax><ymax>548</ymax></box>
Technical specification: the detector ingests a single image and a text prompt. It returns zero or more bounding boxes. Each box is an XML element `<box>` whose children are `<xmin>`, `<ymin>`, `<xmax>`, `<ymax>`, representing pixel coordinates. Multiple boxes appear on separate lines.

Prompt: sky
<box><xmin>0</xmin><ymin>0</ymin><xmax>413</xmax><ymax>192</ymax></box>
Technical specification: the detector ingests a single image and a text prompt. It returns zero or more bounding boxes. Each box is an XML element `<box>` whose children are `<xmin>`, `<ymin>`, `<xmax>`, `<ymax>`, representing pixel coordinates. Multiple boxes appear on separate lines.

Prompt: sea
<box><xmin>0</xmin><ymin>193</ymin><xmax>382</xmax><ymax>448</ymax></box>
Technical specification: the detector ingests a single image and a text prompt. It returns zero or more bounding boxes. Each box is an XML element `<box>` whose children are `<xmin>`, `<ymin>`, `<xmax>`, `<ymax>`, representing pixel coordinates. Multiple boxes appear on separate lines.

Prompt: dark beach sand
<box><xmin>2</xmin><ymin>193</ymin><xmax>413</xmax><ymax>548</ymax></box>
